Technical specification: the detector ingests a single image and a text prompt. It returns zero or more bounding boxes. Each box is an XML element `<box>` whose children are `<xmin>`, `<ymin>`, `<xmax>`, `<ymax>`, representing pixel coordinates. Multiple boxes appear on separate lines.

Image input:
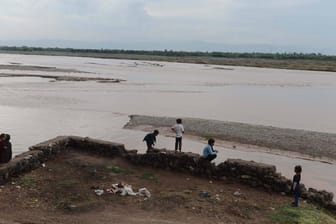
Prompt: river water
<box><xmin>0</xmin><ymin>53</ymin><xmax>336</xmax><ymax>198</ymax></box>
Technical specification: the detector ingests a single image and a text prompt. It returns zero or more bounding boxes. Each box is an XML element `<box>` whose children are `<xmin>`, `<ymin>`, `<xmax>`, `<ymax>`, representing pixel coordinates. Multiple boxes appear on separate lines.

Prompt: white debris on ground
<box><xmin>94</xmin><ymin>189</ymin><xmax>104</xmax><ymax>196</ymax></box>
<box><xmin>233</xmin><ymin>190</ymin><xmax>242</xmax><ymax>197</ymax></box>
<box><xmin>94</xmin><ymin>182</ymin><xmax>151</xmax><ymax>198</ymax></box>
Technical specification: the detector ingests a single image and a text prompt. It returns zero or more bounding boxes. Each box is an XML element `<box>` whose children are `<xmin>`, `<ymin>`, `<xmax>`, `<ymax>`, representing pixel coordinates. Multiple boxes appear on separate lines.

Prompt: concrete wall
<box><xmin>0</xmin><ymin>136</ymin><xmax>334</xmax><ymax>214</ymax></box>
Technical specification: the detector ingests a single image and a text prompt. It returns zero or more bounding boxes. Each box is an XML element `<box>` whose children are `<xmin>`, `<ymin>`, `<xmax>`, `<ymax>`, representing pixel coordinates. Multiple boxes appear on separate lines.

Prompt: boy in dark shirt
<box><xmin>0</xmin><ymin>133</ymin><xmax>12</xmax><ymax>163</ymax></box>
<box><xmin>292</xmin><ymin>165</ymin><xmax>302</xmax><ymax>207</ymax></box>
<box><xmin>143</xmin><ymin>130</ymin><xmax>159</xmax><ymax>152</ymax></box>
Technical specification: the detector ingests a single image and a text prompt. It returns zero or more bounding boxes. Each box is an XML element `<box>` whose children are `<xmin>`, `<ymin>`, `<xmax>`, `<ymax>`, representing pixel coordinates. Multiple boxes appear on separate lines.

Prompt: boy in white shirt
<box><xmin>171</xmin><ymin>118</ymin><xmax>184</xmax><ymax>152</ymax></box>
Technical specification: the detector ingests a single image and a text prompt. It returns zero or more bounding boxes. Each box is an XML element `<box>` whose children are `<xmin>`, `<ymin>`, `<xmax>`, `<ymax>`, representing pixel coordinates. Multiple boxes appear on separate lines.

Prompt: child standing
<box><xmin>0</xmin><ymin>133</ymin><xmax>12</xmax><ymax>163</ymax></box>
<box><xmin>292</xmin><ymin>165</ymin><xmax>302</xmax><ymax>207</ymax></box>
<box><xmin>171</xmin><ymin>118</ymin><xmax>184</xmax><ymax>152</ymax></box>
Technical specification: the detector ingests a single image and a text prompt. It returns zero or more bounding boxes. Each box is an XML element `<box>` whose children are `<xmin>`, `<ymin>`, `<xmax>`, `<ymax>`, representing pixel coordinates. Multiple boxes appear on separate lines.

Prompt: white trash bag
<box><xmin>138</xmin><ymin>187</ymin><xmax>151</xmax><ymax>198</ymax></box>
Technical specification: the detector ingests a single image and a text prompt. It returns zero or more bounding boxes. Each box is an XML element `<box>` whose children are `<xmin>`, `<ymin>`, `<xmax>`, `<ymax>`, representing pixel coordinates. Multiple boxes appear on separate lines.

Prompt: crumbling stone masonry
<box><xmin>0</xmin><ymin>136</ymin><xmax>334</xmax><ymax>214</ymax></box>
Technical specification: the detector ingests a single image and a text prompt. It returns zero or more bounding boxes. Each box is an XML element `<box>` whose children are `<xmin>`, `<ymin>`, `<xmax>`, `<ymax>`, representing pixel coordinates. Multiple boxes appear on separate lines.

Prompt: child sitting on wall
<box><xmin>202</xmin><ymin>138</ymin><xmax>218</xmax><ymax>162</ymax></box>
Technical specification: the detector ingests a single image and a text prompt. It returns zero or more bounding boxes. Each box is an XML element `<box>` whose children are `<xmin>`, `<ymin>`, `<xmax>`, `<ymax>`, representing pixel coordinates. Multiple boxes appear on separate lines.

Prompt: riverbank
<box><xmin>2</xmin><ymin>50</ymin><xmax>336</xmax><ymax>72</ymax></box>
<box><xmin>125</xmin><ymin>115</ymin><xmax>336</xmax><ymax>163</ymax></box>
<box><xmin>0</xmin><ymin>64</ymin><xmax>125</xmax><ymax>83</ymax></box>
<box><xmin>0</xmin><ymin>73</ymin><xmax>125</xmax><ymax>83</ymax></box>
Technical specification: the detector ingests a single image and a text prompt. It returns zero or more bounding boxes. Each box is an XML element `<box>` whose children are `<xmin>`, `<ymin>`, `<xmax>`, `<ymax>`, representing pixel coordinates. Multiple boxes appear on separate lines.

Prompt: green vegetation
<box><xmin>271</xmin><ymin>205</ymin><xmax>336</xmax><ymax>224</ymax></box>
<box><xmin>105</xmin><ymin>165</ymin><xmax>131</xmax><ymax>174</ymax></box>
<box><xmin>19</xmin><ymin>176</ymin><xmax>38</xmax><ymax>188</ymax></box>
<box><xmin>1</xmin><ymin>45</ymin><xmax>335</xmax><ymax>60</ymax></box>
<box><xmin>51</xmin><ymin>179</ymin><xmax>97</xmax><ymax>210</ymax></box>
<box><xmin>140</xmin><ymin>172</ymin><xmax>158</xmax><ymax>182</ymax></box>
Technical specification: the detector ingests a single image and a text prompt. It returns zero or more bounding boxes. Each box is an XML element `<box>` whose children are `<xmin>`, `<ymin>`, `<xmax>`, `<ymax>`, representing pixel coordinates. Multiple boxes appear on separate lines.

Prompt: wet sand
<box><xmin>0</xmin><ymin>64</ymin><xmax>87</xmax><ymax>73</ymax></box>
<box><xmin>0</xmin><ymin>73</ymin><xmax>125</xmax><ymax>83</ymax></box>
<box><xmin>0</xmin><ymin>64</ymin><xmax>125</xmax><ymax>82</ymax></box>
<box><xmin>125</xmin><ymin>115</ymin><xmax>336</xmax><ymax>163</ymax></box>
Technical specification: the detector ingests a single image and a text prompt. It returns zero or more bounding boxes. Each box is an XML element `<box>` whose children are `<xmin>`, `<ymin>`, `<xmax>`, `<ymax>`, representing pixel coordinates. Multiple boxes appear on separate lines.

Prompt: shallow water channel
<box><xmin>0</xmin><ymin>53</ymin><xmax>336</xmax><ymax>199</ymax></box>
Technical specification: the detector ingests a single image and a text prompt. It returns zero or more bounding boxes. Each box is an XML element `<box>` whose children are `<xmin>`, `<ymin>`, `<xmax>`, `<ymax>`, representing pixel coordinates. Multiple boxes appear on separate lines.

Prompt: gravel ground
<box><xmin>125</xmin><ymin>115</ymin><xmax>336</xmax><ymax>161</ymax></box>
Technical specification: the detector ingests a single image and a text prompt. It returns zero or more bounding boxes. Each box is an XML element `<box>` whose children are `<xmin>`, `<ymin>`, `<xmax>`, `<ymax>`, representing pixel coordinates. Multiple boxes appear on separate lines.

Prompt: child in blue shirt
<box><xmin>202</xmin><ymin>138</ymin><xmax>218</xmax><ymax>162</ymax></box>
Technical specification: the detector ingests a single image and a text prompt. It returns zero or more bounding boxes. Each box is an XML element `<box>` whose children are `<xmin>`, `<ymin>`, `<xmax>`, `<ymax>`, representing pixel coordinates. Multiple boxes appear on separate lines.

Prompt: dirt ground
<box><xmin>0</xmin><ymin>149</ymin><xmax>293</xmax><ymax>224</ymax></box>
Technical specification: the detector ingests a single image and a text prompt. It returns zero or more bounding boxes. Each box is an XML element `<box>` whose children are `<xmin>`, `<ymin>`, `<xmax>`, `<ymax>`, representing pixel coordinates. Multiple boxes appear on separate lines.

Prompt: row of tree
<box><xmin>0</xmin><ymin>46</ymin><xmax>335</xmax><ymax>60</ymax></box>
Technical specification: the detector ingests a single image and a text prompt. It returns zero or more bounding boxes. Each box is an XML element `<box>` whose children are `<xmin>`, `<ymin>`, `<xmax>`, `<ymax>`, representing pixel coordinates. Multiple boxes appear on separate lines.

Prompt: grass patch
<box><xmin>140</xmin><ymin>172</ymin><xmax>158</xmax><ymax>182</ymax></box>
<box><xmin>19</xmin><ymin>176</ymin><xmax>38</xmax><ymax>188</ymax></box>
<box><xmin>51</xmin><ymin>179</ymin><xmax>98</xmax><ymax>210</ymax></box>
<box><xmin>271</xmin><ymin>205</ymin><xmax>336</xmax><ymax>224</ymax></box>
<box><xmin>105</xmin><ymin>165</ymin><xmax>131</xmax><ymax>174</ymax></box>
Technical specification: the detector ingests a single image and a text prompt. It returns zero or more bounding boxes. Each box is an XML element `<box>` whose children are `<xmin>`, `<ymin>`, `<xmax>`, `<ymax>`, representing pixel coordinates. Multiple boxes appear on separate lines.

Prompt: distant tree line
<box><xmin>1</xmin><ymin>45</ymin><xmax>335</xmax><ymax>60</ymax></box>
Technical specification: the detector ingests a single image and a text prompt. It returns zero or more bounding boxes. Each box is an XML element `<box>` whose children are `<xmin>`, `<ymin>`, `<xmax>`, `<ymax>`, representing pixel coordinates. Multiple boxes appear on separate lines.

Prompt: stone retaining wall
<box><xmin>0</xmin><ymin>136</ymin><xmax>335</xmax><ymax>215</ymax></box>
<box><xmin>125</xmin><ymin>148</ymin><xmax>335</xmax><ymax>212</ymax></box>
<box><xmin>0</xmin><ymin>136</ymin><xmax>125</xmax><ymax>184</ymax></box>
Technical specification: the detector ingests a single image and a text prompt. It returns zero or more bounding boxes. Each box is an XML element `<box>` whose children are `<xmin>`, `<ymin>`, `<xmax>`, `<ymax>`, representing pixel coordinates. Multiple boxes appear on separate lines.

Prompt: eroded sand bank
<box><xmin>0</xmin><ymin>64</ymin><xmax>125</xmax><ymax>83</ymax></box>
<box><xmin>0</xmin><ymin>73</ymin><xmax>125</xmax><ymax>83</ymax></box>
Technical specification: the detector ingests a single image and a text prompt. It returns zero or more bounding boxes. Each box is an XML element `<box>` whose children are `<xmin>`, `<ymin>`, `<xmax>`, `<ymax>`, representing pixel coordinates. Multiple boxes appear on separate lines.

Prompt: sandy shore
<box><xmin>0</xmin><ymin>64</ymin><xmax>126</xmax><ymax>83</ymax></box>
<box><xmin>125</xmin><ymin>115</ymin><xmax>336</xmax><ymax>163</ymax></box>
<box><xmin>0</xmin><ymin>64</ymin><xmax>86</xmax><ymax>73</ymax></box>
<box><xmin>0</xmin><ymin>73</ymin><xmax>125</xmax><ymax>83</ymax></box>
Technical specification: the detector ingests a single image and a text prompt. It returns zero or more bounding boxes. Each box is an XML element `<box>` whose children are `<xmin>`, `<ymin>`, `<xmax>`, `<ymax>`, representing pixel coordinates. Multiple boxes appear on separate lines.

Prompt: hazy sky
<box><xmin>0</xmin><ymin>0</ymin><xmax>335</xmax><ymax>53</ymax></box>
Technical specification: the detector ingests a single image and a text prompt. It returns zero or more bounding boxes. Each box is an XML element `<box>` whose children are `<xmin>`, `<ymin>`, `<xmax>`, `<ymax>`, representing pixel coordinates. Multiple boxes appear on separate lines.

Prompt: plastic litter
<box><xmin>94</xmin><ymin>189</ymin><xmax>104</xmax><ymax>196</ymax></box>
<box><xmin>138</xmin><ymin>188</ymin><xmax>151</xmax><ymax>198</ymax></box>
<box><xmin>121</xmin><ymin>184</ymin><xmax>137</xmax><ymax>196</ymax></box>
<box><xmin>199</xmin><ymin>191</ymin><xmax>211</xmax><ymax>197</ymax></box>
<box><xmin>105</xmin><ymin>182</ymin><xmax>151</xmax><ymax>198</ymax></box>
<box><xmin>215</xmin><ymin>194</ymin><xmax>220</xmax><ymax>201</ymax></box>
<box><xmin>233</xmin><ymin>191</ymin><xmax>242</xmax><ymax>196</ymax></box>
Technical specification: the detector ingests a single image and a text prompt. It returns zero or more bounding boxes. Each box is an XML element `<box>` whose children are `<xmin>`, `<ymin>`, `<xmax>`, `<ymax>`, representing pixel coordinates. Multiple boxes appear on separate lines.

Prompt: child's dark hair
<box><xmin>294</xmin><ymin>165</ymin><xmax>302</xmax><ymax>173</ymax></box>
<box><xmin>0</xmin><ymin>133</ymin><xmax>10</xmax><ymax>142</ymax></box>
<box><xmin>208</xmin><ymin>138</ymin><xmax>215</xmax><ymax>144</ymax></box>
<box><xmin>176</xmin><ymin>118</ymin><xmax>182</xmax><ymax>124</ymax></box>
<box><xmin>153</xmin><ymin>130</ymin><xmax>159</xmax><ymax>135</ymax></box>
